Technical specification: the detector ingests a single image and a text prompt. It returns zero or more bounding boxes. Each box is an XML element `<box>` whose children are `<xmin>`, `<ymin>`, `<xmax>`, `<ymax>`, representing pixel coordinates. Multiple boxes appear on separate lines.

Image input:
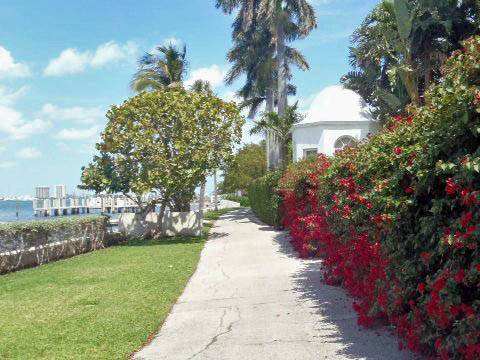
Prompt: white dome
<box><xmin>301</xmin><ymin>85</ymin><xmax>372</xmax><ymax>124</ymax></box>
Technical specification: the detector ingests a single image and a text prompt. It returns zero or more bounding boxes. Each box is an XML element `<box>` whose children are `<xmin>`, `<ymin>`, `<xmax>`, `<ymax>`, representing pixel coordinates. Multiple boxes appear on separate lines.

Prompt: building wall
<box><xmin>293</xmin><ymin>122</ymin><xmax>379</xmax><ymax>161</ymax></box>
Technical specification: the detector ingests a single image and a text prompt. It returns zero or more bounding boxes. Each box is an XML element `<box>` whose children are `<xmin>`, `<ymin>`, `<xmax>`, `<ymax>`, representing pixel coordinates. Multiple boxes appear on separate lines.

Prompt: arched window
<box><xmin>334</xmin><ymin>136</ymin><xmax>357</xmax><ymax>152</ymax></box>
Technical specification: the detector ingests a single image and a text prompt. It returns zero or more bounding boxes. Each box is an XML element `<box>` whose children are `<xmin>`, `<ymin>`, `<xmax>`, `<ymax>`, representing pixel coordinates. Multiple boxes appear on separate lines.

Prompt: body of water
<box><xmin>0</xmin><ymin>200</ymin><xmax>104</xmax><ymax>223</ymax></box>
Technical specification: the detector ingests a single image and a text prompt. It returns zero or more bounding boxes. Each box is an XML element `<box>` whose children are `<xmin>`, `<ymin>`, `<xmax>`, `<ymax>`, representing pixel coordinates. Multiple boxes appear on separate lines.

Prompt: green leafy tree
<box><xmin>80</xmin><ymin>89</ymin><xmax>244</xmax><ymax>237</ymax></box>
<box><xmin>130</xmin><ymin>43</ymin><xmax>188</xmax><ymax>92</ymax></box>
<box><xmin>220</xmin><ymin>141</ymin><xmax>267</xmax><ymax>194</ymax></box>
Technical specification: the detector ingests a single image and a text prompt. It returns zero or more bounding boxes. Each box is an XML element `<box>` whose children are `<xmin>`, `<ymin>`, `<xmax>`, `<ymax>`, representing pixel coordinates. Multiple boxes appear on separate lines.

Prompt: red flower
<box><xmin>405</xmin><ymin>186</ymin><xmax>414</xmax><ymax>194</ymax></box>
<box><xmin>455</xmin><ymin>270</ymin><xmax>465</xmax><ymax>283</ymax></box>
<box><xmin>421</xmin><ymin>251</ymin><xmax>431</xmax><ymax>265</ymax></box>
<box><xmin>476</xmin><ymin>264</ymin><xmax>480</xmax><ymax>272</ymax></box>
<box><xmin>367</xmin><ymin>203</ymin><xmax>373</xmax><ymax>209</ymax></box>
<box><xmin>394</xmin><ymin>147</ymin><xmax>403</xmax><ymax>155</ymax></box>
<box><xmin>461</xmin><ymin>213</ymin><xmax>473</xmax><ymax>227</ymax></box>
<box><xmin>445</xmin><ymin>178</ymin><xmax>457</xmax><ymax>195</ymax></box>
<box><xmin>417</xmin><ymin>283</ymin><xmax>426</xmax><ymax>294</ymax></box>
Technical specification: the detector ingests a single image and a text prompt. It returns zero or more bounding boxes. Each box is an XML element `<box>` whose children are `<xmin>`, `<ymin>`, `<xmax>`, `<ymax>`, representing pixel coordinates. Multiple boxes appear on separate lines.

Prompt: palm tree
<box><xmin>250</xmin><ymin>102</ymin><xmax>303</xmax><ymax>167</ymax></box>
<box><xmin>189</xmin><ymin>79</ymin><xmax>213</xmax><ymax>94</ymax></box>
<box><xmin>217</xmin><ymin>0</ymin><xmax>316</xmax><ymax>168</ymax></box>
<box><xmin>131</xmin><ymin>43</ymin><xmax>188</xmax><ymax>92</ymax></box>
<box><xmin>225</xmin><ymin>22</ymin><xmax>309</xmax><ymax>169</ymax></box>
<box><xmin>257</xmin><ymin>0</ymin><xmax>316</xmax><ymax>116</ymax></box>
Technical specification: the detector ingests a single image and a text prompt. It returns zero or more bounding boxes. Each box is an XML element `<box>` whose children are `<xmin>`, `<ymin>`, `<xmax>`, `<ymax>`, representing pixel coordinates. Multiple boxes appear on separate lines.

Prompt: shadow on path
<box><xmin>241</xmin><ymin>209</ymin><xmax>415</xmax><ymax>360</ymax></box>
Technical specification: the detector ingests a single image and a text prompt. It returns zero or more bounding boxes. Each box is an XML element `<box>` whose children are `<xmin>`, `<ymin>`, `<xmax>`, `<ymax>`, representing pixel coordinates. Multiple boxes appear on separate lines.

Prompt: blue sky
<box><xmin>0</xmin><ymin>0</ymin><xmax>379</xmax><ymax>197</ymax></box>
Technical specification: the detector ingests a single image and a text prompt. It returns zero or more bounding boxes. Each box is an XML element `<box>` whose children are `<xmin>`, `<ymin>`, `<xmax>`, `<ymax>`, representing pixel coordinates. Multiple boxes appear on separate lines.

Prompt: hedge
<box><xmin>0</xmin><ymin>216</ymin><xmax>111</xmax><ymax>274</ymax></box>
<box><xmin>248</xmin><ymin>170</ymin><xmax>284</xmax><ymax>228</ymax></box>
<box><xmin>224</xmin><ymin>194</ymin><xmax>250</xmax><ymax>207</ymax></box>
<box><xmin>278</xmin><ymin>36</ymin><xmax>480</xmax><ymax>359</ymax></box>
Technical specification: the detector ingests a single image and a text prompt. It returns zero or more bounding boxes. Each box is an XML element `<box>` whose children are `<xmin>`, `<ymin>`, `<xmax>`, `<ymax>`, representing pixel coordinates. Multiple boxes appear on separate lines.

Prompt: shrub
<box><xmin>0</xmin><ymin>216</ymin><xmax>110</xmax><ymax>274</ymax></box>
<box><xmin>223</xmin><ymin>194</ymin><xmax>250</xmax><ymax>207</ymax></box>
<box><xmin>279</xmin><ymin>36</ymin><xmax>480</xmax><ymax>359</ymax></box>
<box><xmin>248</xmin><ymin>170</ymin><xmax>284</xmax><ymax>227</ymax></box>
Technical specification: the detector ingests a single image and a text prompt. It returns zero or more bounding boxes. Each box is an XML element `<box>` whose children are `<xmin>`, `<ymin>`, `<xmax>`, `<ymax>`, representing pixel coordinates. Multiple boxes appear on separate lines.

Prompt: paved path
<box><xmin>133</xmin><ymin>209</ymin><xmax>414</xmax><ymax>360</ymax></box>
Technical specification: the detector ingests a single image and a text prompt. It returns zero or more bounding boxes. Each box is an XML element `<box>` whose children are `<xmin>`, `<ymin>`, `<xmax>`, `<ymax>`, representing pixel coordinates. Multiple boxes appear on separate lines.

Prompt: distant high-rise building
<box><xmin>35</xmin><ymin>186</ymin><xmax>50</xmax><ymax>199</ymax></box>
<box><xmin>54</xmin><ymin>185</ymin><xmax>66</xmax><ymax>199</ymax></box>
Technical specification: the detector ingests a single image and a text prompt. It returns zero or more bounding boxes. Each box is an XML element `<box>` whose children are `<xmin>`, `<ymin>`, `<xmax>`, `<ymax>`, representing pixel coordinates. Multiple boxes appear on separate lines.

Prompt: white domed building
<box><xmin>291</xmin><ymin>86</ymin><xmax>380</xmax><ymax>162</ymax></box>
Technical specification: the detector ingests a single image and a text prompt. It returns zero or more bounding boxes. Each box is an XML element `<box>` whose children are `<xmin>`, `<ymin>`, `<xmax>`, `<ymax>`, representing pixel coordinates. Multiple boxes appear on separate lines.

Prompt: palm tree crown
<box><xmin>131</xmin><ymin>43</ymin><xmax>188</xmax><ymax>92</ymax></box>
<box><xmin>249</xmin><ymin>102</ymin><xmax>303</xmax><ymax>142</ymax></box>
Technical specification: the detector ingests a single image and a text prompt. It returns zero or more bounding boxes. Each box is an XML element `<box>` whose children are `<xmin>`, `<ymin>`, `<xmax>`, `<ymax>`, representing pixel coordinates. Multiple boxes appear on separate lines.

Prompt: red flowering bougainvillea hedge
<box><xmin>278</xmin><ymin>37</ymin><xmax>480</xmax><ymax>359</ymax></box>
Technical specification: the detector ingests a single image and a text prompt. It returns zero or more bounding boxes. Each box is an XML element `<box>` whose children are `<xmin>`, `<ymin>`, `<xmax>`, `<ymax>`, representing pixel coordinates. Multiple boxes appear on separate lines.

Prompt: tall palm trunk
<box><xmin>266</xmin><ymin>77</ymin><xmax>276</xmax><ymax>169</ymax></box>
<box><xmin>275</xmin><ymin>24</ymin><xmax>287</xmax><ymax>168</ymax></box>
<box><xmin>277</xmin><ymin>25</ymin><xmax>288</xmax><ymax>116</ymax></box>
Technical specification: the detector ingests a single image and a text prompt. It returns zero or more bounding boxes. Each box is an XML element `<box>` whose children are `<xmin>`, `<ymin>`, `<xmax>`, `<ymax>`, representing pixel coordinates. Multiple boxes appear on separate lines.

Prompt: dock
<box><xmin>33</xmin><ymin>194</ymin><xmax>141</xmax><ymax>217</ymax></box>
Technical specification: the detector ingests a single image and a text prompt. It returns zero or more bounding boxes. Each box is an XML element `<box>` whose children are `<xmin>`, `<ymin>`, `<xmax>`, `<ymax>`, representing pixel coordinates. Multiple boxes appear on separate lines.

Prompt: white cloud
<box><xmin>44</xmin><ymin>40</ymin><xmax>138</xmax><ymax>77</ymax></box>
<box><xmin>90</xmin><ymin>41</ymin><xmax>138</xmax><ymax>67</ymax></box>
<box><xmin>0</xmin><ymin>46</ymin><xmax>30</xmax><ymax>79</ymax></box>
<box><xmin>185</xmin><ymin>65</ymin><xmax>227</xmax><ymax>89</ymax></box>
<box><xmin>149</xmin><ymin>38</ymin><xmax>184</xmax><ymax>55</ymax></box>
<box><xmin>40</xmin><ymin>104</ymin><xmax>106</xmax><ymax>124</ymax></box>
<box><xmin>44</xmin><ymin>48</ymin><xmax>90</xmax><ymax>76</ymax></box>
<box><xmin>0</xmin><ymin>86</ymin><xmax>29</xmax><ymax>107</ymax></box>
<box><xmin>55</xmin><ymin>125</ymin><xmax>102</xmax><ymax>140</ymax></box>
<box><xmin>160</xmin><ymin>37</ymin><xmax>183</xmax><ymax>48</ymax></box>
<box><xmin>16</xmin><ymin>147</ymin><xmax>42</xmax><ymax>159</ymax></box>
<box><xmin>56</xmin><ymin>141</ymin><xmax>97</xmax><ymax>155</ymax></box>
<box><xmin>219</xmin><ymin>90</ymin><xmax>238</xmax><ymax>103</ymax></box>
<box><xmin>0</xmin><ymin>161</ymin><xmax>16</xmax><ymax>169</ymax></box>
<box><xmin>0</xmin><ymin>106</ymin><xmax>51</xmax><ymax>140</ymax></box>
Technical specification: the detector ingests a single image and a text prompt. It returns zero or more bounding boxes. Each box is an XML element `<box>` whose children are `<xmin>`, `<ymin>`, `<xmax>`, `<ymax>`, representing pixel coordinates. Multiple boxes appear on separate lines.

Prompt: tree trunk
<box><xmin>275</xmin><ymin>24</ymin><xmax>287</xmax><ymax>169</ymax></box>
<box><xmin>266</xmin><ymin>78</ymin><xmax>276</xmax><ymax>170</ymax></box>
<box><xmin>214</xmin><ymin>171</ymin><xmax>218</xmax><ymax>211</ymax></box>
<box><xmin>153</xmin><ymin>199</ymin><xmax>168</xmax><ymax>238</ymax></box>
<box><xmin>199</xmin><ymin>179</ymin><xmax>206</xmax><ymax>232</ymax></box>
<box><xmin>171</xmin><ymin>192</ymin><xmax>191</xmax><ymax>212</ymax></box>
<box><xmin>277</xmin><ymin>25</ymin><xmax>287</xmax><ymax>116</ymax></box>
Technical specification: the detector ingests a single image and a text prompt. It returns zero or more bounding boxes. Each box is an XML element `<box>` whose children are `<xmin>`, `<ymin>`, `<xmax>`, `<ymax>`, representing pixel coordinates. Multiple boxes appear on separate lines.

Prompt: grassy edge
<box><xmin>127</xmin><ymin>207</ymin><xmax>239</xmax><ymax>358</ymax></box>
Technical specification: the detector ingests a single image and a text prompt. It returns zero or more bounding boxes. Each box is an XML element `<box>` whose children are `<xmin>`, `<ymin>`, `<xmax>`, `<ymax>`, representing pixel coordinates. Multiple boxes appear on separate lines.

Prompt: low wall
<box><xmin>118</xmin><ymin>211</ymin><xmax>202</xmax><ymax>237</ymax></box>
<box><xmin>0</xmin><ymin>216</ymin><xmax>114</xmax><ymax>274</ymax></box>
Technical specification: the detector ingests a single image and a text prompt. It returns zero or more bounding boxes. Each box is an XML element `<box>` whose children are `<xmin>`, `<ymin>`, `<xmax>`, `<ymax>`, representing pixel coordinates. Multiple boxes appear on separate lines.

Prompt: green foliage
<box><xmin>223</xmin><ymin>194</ymin><xmax>250</xmax><ymax>207</ymax></box>
<box><xmin>220</xmin><ymin>141</ymin><xmax>266</xmax><ymax>194</ymax></box>
<box><xmin>248</xmin><ymin>170</ymin><xmax>284</xmax><ymax>227</ymax></box>
<box><xmin>131</xmin><ymin>43</ymin><xmax>188</xmax><ymax>92</ymax></box>
<box><xmin>0</xmin><ymin>216</ymin><xmax>109</xmax><ymax>274</ymax></box>
<box><xmin>0</xmin><ymin>216</ymin><xmax>107</xmax><ymax>250</ymax></box>
<box><xmin>250</xmin><ymin>102</ymin><xmax>303</xmax><ymax>167</ymax></box>
<box><xmin>342</xmin><ymin>0</ymin><xmax>480</xmax><ymax>121</ymax></box>
<box><xmin>80</xmin><ymin>89</ymin><xmax>244</xmax><ymax>217</ymax></box>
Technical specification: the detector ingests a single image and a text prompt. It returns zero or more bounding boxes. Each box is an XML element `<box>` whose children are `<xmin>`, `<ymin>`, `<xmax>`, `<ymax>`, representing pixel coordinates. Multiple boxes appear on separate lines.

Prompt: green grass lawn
<box><xmin>0</xmin><ymin>208</ymin><xmax>237</xmax><ymax>360</ymax></box>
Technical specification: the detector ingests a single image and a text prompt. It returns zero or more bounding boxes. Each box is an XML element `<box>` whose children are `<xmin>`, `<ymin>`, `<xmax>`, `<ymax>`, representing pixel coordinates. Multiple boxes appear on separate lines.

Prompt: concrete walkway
<box><xmin>133</xmin><ymin>209</ymin><xmax>414</xmax><ymax>360</ymax></box>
